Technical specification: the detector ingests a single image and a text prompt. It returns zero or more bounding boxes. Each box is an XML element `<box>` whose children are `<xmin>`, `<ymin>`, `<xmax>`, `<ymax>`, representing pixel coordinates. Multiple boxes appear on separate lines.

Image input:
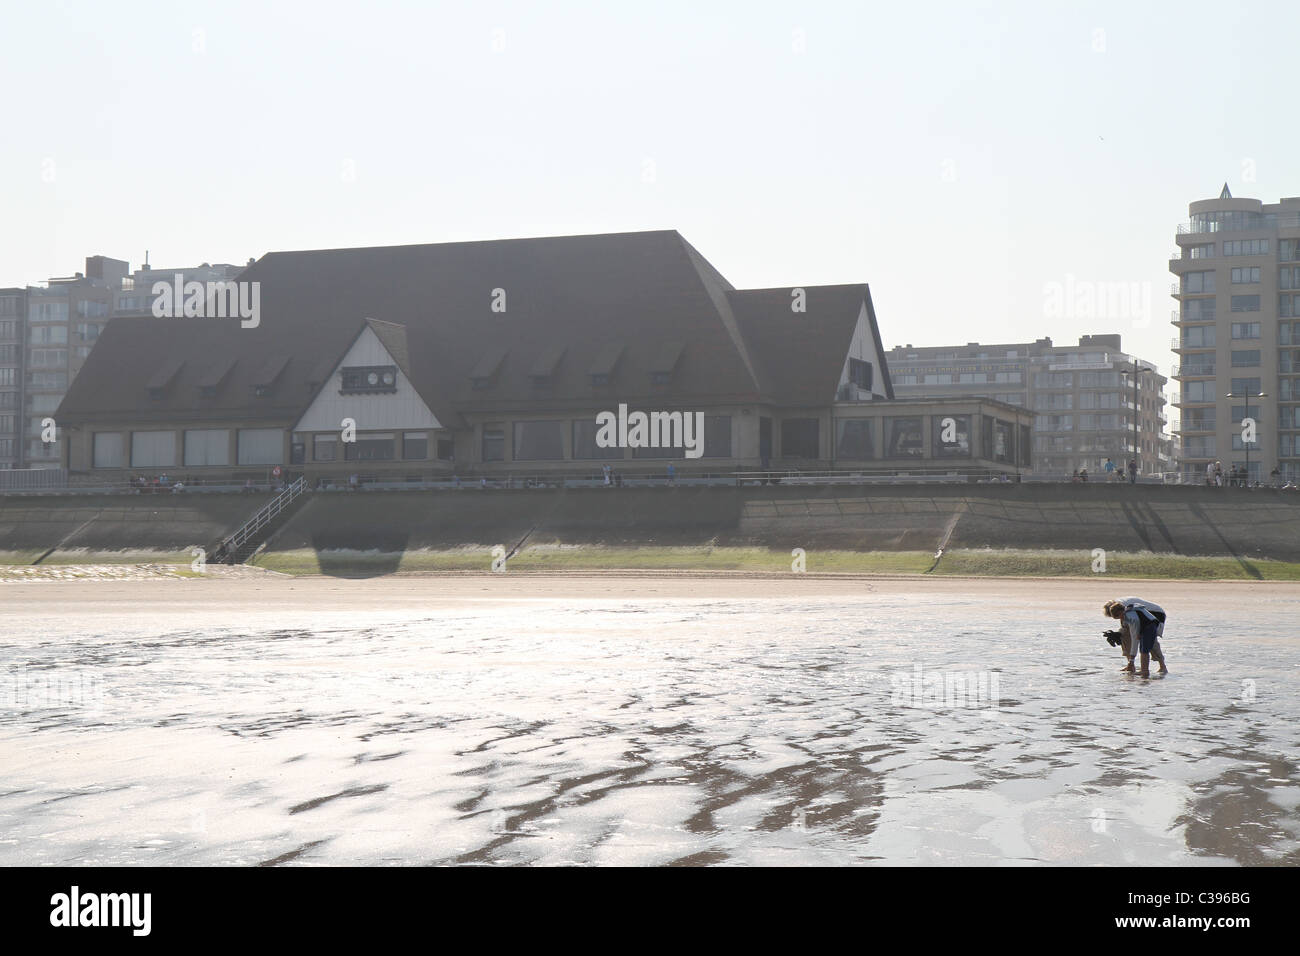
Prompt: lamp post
<box><xmin>1121</xmin><ymin>361</ymin><xmax>1153</xmax><ymax>483</ymax></box>
<box><xmin>1225</xmin><ymin>390</ymin><xmax>1266</xmax><ymax>487</ymax></box>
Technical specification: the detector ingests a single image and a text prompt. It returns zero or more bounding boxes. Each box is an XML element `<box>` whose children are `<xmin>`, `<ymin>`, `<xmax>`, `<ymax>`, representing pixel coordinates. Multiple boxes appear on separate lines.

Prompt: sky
<box><xmin>2</xmin><ymin>0</ymin><xmax>1296</xmax><ymax>375</ymax></box>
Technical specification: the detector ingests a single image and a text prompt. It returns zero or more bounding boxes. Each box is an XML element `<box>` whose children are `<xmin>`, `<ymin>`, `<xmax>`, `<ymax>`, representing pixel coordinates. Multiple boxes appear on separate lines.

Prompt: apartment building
<box><xmin>0</xmin><ymin>288</ymin><xmax>22</xmax><ymax>468</ymax></box>
<box><xmin>1170</xmin><ymin>186</ymin><xmax>1300</xmax><ymax>482</ymax></box>
<box><xmin>885</xmin><ymin>334</ymin><xmax>1171</xmax><ymax>477</ymax></box>
<box><xmin>13</xmin><ymin>256</ymin><xmax>245</xmax><ymax>468</ymax></box>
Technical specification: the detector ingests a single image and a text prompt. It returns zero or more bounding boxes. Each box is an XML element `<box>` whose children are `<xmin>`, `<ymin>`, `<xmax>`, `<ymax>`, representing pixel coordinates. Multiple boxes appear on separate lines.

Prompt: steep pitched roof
<box><xmin>57</xmin><ymin>231</ymin><xmax>890</xmax><ymax>427</ymax></box>
<box><xmin>728</xmin><ymin>284</ymin><xmax>894</xmax><ymax>404</ymax></box>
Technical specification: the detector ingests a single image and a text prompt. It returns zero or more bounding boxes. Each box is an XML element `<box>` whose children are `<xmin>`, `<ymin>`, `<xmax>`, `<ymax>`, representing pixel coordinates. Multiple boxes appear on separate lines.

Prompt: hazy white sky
<box><xmin>2</xmin><ymin>0</ymin><xmax>1295</xmax><ymax>374</ymax></box>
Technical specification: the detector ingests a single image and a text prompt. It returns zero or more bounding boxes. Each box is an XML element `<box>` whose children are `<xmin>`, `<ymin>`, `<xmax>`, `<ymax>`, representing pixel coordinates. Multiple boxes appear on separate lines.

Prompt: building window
<box><xmin>29</xmin><ymin>349</ymin><xmax>67</xmax><ymax>368</ymax></box>
<box><xmin>848</xmin><ymin>358</ymin><xmax>873</xmax><ymax>390</ymax></box>
<box><xmin>482</xmin><ymin>427</ymin><xmax>505</xmax><ymax>462</ymax></box>
<box><xmin>343</xmin><ymin>433</ymin><xmax>396</xmax><ymax>461</ymax></box>
<box><xmin>513</xmin><ymin>421</ymin><xmax>564</xmax><ymax>460</ymax></box>
<box><xmin>703</xmin><ymin>415</ymin><xmax>732</xmax><ymax>458</ymax></box>
<box><xmin>436</xmin><ymin>438</ymin><xmax>454</xmax><ymax>461</ymax></box>
<box><xmin>92</xmin><ymin>432</ymin><xmax>124</xmax><ymax>469</ymax></box>
<box><xmin>1183</xmin><ymin>271</ymin><xmax>1215</xmax><ymax>293</ymax></box>
<box><xmin>130</xmin><ymin>430</ymin><xmax>177</xmax><ymax>468</ymax></box>
<box><xmin>885</xmin><ymin>417</ymin><xmax>923</xmax><ymax>458</ymax></box>
<box><xmin>403</xmin><ymin>432</ymin><xmax>428</xmax><ymax>460</ymax></box>
<box><xmin>290</xmin><ymin>435</ymin><xmax>306</xmax><ymax>465</ymax></box>
<box><xmin>1230</xmin><ymin>295</ymin><xmax>1261</xmax><ymax>312</ymax></box>
<box><xmin>1230</xmin><ymin>405</ymin><xmax>1260</xmax><ymax>424</ymax></box>
<box><xmin>339</xmin><ymin>365</ymin><xmax>397</xmax><ymax>394</ymax></box>
<box><xmin>237</xmin><ymin>428</ymin><xmax>283</xmax><ymax>465</ymax></box>
<box><xmin>1183</xmin><ymin>326</ymin><xmax>1217</xmax><ymax>347</ymax></box>
<box><xmin>183</xmin><ymin>429</ymin><xmax>230</xmax><ymax>466</ymax></box>
<box><xmin>1230</xmin><ymin>322</ymin><xmax>1260</xmax><ymax>340</ymax></box>
<box><xmin>1231</xmin><ymin>267</ymin><xmax>1261</xmax><ymax>284</ymax></box>
<box><xmin>933</xmin><ymin>414</ymin><xmax>971</xmax><ymax>457</ymax></box>
<box><xmin>1230</xmin><ymin>377</ymin><xmax>1262</xmax><ymax>397</ymax></box>
<box><xmin>1230</xmin><ymin>350</ymin><xmax>1261</xmax><ymax>367</ymax></box>
<box><xmin>1223</xmin><ymin>239</ymin><xmax>1269</xmax><ymax>256</ymax></box>
<box><xmin>313</xmin><ymin>436</ymin><xmax>337</xmax><ymax>461</ymax></box>
<box><xmin>780</xmin><ymin>418</ymin><xmax>820</xmax><ymax>459</ymax></box>
<box><xmin>836</xmin><ymin>419</ymin><xmax>874</xmax><ymax>459</ymax></box>
<box><xmin>572</xmin><ymin>419</ymin><xmax>623</xmax><ymax>460</ymax></box>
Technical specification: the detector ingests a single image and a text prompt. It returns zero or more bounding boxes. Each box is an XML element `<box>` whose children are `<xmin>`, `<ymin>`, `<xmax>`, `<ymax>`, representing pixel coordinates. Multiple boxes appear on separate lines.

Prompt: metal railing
<box><xmin>1172</xmin><ymin>363</ymin><xmax>1215</xmax><ymax>377</ymax></box>
<box><xmin>0</xmin><ymin>467</ymin><xmax>67</xmax><ymax>491</ymax></box>
<box><xmin>215</xmin><ymin>476</ymin><xmax>306</xmax><ymax>559</ymax></box>
<box><xmin>1177</xmin><ymin>214</ymin><xmax>1300</xmax><ymax>235</ymax></box>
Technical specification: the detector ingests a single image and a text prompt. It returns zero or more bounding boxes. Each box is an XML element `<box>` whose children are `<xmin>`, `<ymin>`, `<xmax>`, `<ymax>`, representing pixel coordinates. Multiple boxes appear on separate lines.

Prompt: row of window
<box><xmin>1181</xmin><ymin>323</ymin><xmax>1263</xmax><ymax>348</ymax></box>
<box><xmin>93</xmin><ymin>429</ymin><xmax>285</xmax><ymax>468</ymax></box>
<box><xmin>304</xmin><ymin>432</ymin><xmax>451</xmax><ymax>463</ymax></box>
<box><xmin>1180</xmin><ymin>379</ymin><xmax>1263</xmax><ymax>402</ymax></box>
<box><xmin>477</xmin><ymin>418</ymin><xmax>735</xmax><ymax>461</ymax></box>
<box><xmin>832</xmin><ymin>416</ymin><xmax>1028</xmax><ymax>465</ymax></box>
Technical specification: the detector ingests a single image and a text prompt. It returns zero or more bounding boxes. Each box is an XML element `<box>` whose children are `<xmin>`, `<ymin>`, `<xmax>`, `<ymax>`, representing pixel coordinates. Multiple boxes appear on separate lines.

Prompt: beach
<box><xmin>2</xmin><ymin>574</ymin><xmax>1297</xmax><ymax>865</ymax></box>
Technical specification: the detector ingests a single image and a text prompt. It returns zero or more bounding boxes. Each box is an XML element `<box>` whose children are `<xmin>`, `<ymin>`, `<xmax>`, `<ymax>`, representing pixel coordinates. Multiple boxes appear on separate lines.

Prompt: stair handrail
<box><xmin>217</xmin><ymin>476</ymin><xmax>306</xmax><ymax>558</ymax></box>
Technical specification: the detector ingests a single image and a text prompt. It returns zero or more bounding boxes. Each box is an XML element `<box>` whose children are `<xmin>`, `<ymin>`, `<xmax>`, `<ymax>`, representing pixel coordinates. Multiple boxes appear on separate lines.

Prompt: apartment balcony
<box><xmin>1172</xmin><ymin>363</ymin><xmax>1215</xmax><ymax>377</ymax></box>
<box><xmin>1177</xmin><ymin>214</ymin><xmax>1300</xmax><ymax>235</ymax></box>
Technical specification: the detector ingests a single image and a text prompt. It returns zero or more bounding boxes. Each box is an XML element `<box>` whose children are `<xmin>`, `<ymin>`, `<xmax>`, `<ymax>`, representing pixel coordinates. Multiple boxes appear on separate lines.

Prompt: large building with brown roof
<box><xmin>55</xmin><ymin>230</ymin><xmax>1032</xmax><ymax>480</ymax></box>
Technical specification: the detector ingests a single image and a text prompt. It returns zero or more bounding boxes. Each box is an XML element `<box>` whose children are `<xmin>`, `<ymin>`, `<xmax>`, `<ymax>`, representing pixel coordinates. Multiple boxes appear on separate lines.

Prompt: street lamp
<box><xmin>1225</xmin><ymin>390</ymin><xmax>1267</xmax><ymax>487</ymax></box>
<box><xmin>1121</xmin><ymin>361</ymin><xmax>1153</xmax><ymax>483</ymax></box>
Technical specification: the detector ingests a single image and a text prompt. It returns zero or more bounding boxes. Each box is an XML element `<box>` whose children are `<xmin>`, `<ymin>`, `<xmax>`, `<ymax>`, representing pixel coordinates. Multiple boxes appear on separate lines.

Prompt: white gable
<box><xmin>293</xmin><ymin>326</ymin><xmax>441</xmax><ymax>432</ymax></box>
<box><xmin>836</xmin><ymin>302</ymin><xmax>889</xmax><ymax>399</ymax></box>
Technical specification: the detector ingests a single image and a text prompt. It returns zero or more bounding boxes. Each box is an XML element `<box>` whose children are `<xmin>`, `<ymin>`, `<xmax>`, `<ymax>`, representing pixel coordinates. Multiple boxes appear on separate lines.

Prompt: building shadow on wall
<box><xmin>1187</xmin><ymin>502</ymin><xmax>1262</xmax><ymax>579</ymax></box>
<box><xmin>310</xmin><ymin>531</ymin><xmax>409</xmax><ymax>578</ymax></box>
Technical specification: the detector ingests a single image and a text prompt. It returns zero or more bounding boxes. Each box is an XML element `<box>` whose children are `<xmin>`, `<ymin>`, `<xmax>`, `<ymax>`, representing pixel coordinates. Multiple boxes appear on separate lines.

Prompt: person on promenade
<box><xmin>1104</xmin><ymin>458</ymin><xmax>1116</xmax><ymax>481</ymax></box>
<box><xmin>1214</xmin><ymin>461</ymin><xmax>1224</xmax><ymax>486</ymax></box>
<box><xmin>1104</xmin><ymin>597</ymin><xmax>1169</xmax><ymax>678</ymax></box>
<box><xmin>1128</xmin><ymin>458</ymin><xmax>1138</xmax><ymax>484</ymax></box>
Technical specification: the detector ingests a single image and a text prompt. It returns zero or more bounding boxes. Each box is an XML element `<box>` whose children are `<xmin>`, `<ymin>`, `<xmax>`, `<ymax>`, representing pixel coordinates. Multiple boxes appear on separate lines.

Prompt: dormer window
<box><xmin>340</xmin><ymin>365</ymin><xmax>397</xmax><ymax>394</ymax></box>
<box><xmin>649</xmin><ymin>341</ymin><xmax>684</xmax><ymax>386</ymax></box>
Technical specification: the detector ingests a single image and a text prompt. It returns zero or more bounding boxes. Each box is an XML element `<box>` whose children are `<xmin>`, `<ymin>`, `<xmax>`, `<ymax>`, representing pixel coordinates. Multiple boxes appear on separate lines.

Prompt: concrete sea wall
<box><xmin>2</xmin><ymin>484</ymin><xmax>1299</xmax><ymax>563</ymax></box>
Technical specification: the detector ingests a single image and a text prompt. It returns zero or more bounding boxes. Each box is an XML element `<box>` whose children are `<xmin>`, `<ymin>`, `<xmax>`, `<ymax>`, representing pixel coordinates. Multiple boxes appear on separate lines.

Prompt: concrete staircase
<box><xmin>212</xmin><ymin>478</ymin><xmax>309</xmax><ymax>564</ymax></box>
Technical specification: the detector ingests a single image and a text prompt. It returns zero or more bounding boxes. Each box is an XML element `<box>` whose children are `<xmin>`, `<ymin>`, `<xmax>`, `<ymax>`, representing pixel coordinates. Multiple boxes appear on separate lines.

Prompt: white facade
<box><xmin>293</xmin><ymin>326</ymin><xmax>441</xmax><ymax>433</ymax></box>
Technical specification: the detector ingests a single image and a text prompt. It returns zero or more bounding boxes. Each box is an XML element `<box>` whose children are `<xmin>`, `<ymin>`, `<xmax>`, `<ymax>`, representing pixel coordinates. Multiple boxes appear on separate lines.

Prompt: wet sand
<box><xmin>2</xmin><ymin>574</ymin><xmax>1298</xmax><ymax>866</ymax></box>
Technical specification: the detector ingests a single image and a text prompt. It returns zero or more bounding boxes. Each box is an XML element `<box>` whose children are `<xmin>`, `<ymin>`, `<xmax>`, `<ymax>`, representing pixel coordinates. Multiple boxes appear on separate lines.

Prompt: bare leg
<box><xmin>1139</xmin><ymin>652</ymin><xmax>1150</xmax><ymax>678</ymax></box>
<box><xmin>1151</xmin><ymin>640</ymin><xmax>1168</xmax><ymax>673</ymax></box>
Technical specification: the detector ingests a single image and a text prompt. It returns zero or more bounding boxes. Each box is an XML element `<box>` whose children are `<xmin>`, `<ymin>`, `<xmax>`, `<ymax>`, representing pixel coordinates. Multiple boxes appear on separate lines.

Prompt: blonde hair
<box><xmin>1103</xmin><ymin>600</ymin><xmax>1124</xmax><ymax>618</ymax></box>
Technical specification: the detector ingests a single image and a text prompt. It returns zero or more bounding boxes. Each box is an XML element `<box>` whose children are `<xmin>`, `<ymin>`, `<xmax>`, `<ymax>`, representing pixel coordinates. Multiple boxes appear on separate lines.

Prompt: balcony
<box><xmin>1172</xmin><ymin>363</ymin><xmax>1215</xmax><ymax>377</ymax></box>
<box><xmin>1177</xmin><ymin>213</ymin><xmax>1300</xmax><ymax>235</ymax></box>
